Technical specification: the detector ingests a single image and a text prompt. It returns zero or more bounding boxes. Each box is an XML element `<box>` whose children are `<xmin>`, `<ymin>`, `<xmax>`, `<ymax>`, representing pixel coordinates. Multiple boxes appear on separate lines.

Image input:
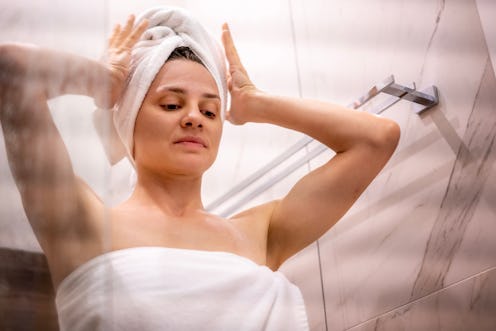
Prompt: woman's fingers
<box><xmin>222</xmin><ymin>23</ymin><xmax>246</xmax><ymax>74</ymax></box>
<box><xmin>107</xmin><ymin>15</ymin><xmax>148</xmax><ymax>53</ymax></box>
<box><xmin>108</xmin><ymin>24</ymin><xmax>121</xmax><ymax>48</ymax></box>
<box><xmin>124</xmin><ymin>19</ymin><xmax>148</xmax><ymax>48</ymax></box>
<box><xmin>114</xmin><ymin>15</ymin><xmax>135</xmax><ymax>46</ymax></box>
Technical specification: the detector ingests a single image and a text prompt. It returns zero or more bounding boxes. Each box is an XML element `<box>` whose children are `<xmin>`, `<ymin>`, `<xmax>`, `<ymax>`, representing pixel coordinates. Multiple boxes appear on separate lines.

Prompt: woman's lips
<box><xmin>174</xmin><ymin>136</ymin><xmax>207</xmax><ymax>148</ymax></box>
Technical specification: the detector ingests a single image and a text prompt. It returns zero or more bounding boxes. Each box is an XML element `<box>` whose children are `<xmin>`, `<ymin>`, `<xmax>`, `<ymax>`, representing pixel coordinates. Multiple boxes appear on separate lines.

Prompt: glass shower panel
<box><xmin>0</xmin><ymin>1</ymin><xmax>108</xmax><ymax>329</ymax></box>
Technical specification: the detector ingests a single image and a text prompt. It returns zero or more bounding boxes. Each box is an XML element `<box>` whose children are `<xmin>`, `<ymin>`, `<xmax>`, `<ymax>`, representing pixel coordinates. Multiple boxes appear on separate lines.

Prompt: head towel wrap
<box><xmin>94</xmin><ymin>6</ymin><xmax>228</xmax><ymax>166</ymax></box>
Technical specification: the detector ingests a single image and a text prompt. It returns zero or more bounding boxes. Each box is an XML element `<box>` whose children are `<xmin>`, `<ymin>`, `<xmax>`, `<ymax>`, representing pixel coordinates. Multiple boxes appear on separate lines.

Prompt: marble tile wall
<box><xmin>1</xmin><ymin>1</ymin><xmax>495</xmax><ymax>330</ymax></box>
<box><xmin>350</xmin><ymin>267</ymin><xmax>496</xmax><ymax>331</ymax></box>
<box><xmin>280</xmin><ymin>0</ymin><xmax>496</xmax><ymax>330</ymax></box>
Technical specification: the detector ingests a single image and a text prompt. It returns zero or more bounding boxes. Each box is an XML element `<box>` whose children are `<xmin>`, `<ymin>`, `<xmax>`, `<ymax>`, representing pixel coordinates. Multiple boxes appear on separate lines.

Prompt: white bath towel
<box><xmin>93</xmin><ymin>6</ymin><xmax>228</xmax><ymax>166</ymax></box>
<box><xmin>55</xmin><ymin>247</ymin><xmax>309</xmax><ymax>331</ymax></box>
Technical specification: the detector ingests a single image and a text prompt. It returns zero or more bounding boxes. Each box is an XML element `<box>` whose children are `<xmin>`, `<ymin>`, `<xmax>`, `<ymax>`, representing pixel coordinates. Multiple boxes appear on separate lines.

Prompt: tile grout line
<box><xmin>345</xmin><ymin>265</ymin><xmax>496</xmax><ymax>330</ymax></box>
<box><xmin>316</xmin><ymin>239</ymin><xmax>329</xmax><ymax>331</ymax></box>
<box><xmin>287</xmin><ymin>0</ymin><xmax>303</xmax><ymax>99</ymax></box>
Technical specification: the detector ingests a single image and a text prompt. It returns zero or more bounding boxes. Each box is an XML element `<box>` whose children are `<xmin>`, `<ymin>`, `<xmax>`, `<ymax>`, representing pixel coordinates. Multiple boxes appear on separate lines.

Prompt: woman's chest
<box><xmin>107</xmin><ymin>211</ymin><xmax>268</xmax><ymax>265</ymax></box>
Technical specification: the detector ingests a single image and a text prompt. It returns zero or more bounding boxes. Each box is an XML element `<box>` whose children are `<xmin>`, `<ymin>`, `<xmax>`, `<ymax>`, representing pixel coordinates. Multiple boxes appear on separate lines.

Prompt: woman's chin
<box><xmin>135</xmin><ymin>152</ymin><xmax>215</xmax><ymax>177</ymax></box>
<box><xmin>168</xmin><ymin>157</ymin><xmax>213</xmax><ymax>176</ymax></box>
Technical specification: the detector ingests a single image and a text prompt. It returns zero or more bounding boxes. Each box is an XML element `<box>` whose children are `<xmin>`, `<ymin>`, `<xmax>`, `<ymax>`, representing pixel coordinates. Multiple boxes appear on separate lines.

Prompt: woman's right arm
<box><xmin>0</xmin><ymin>16</ymin><xmax>147</xmax><ymax>251</ymax></box>
<box><xmin>0</xmin><ymin>43</ymin><xmax>99</xmax><ymax>250</ymax></box>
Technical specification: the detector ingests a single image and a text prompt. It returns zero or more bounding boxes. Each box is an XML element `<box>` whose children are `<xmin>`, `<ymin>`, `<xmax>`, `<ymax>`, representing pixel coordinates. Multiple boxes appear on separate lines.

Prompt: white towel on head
<box><xmin>93</xmin><ymin>6</ymin><xmax>228</xmax><ymax>166</ymax></box>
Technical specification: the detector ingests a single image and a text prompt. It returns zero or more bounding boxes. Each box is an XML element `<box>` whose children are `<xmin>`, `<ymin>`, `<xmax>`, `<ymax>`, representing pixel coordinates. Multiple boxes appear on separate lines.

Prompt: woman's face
<box><xmin>133</xmin><ymin>59</ymin><xmax>223</xmax><ymax>177</ymax></box>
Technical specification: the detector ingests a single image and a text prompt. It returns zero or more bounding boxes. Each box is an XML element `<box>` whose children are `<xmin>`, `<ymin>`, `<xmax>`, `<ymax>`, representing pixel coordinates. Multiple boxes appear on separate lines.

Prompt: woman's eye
<box><xmin>162</xmin><ymin>104</ymin><xmax>180</xmax><ymax>110</ymax></box>
<box><xmin>203</xmin><ymin>110</ymin><xmax>216</xmax><ymax>119</ymax></box>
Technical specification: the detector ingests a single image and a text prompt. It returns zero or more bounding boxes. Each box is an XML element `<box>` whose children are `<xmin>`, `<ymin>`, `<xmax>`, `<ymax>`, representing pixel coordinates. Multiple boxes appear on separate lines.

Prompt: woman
<box><xmin>0</xmin><ymin>6</ymin><xmax>400</xmax><ymax>331</ymax></box>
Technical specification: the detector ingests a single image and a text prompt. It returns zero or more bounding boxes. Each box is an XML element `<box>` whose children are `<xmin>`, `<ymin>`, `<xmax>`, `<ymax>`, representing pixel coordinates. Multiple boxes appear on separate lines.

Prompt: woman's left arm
<box><xmin>222</xmin><ymin>24</ymin><xmax>400</xmax><ymax>269</ymax></box>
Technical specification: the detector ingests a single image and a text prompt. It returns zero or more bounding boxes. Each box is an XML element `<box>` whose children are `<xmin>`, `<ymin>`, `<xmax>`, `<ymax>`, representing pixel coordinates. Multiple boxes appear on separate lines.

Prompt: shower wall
<box><xmin>278</xmin><ymin>0</ymin><xmax>496</xmax><ymax>330</ymax></box>
<box><xmin>1</xmin><ymin>0</ymin><xmax>495</xmax><ymax>330</ymax></box>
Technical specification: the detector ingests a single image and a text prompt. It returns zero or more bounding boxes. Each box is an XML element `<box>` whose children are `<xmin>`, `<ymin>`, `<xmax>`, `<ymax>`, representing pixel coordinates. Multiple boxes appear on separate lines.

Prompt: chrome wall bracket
<box><xmin>353</xmin><ymin>75</ymin><xmax>439</xmax><ymax>114</ymax></box>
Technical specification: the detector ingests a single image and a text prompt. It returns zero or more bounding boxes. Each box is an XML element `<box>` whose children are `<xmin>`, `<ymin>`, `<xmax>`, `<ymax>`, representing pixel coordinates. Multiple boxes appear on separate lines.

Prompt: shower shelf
<box><xmin>207</xmin><ymin>76</ymin><xmax>439</xmax><ymax>216</ymax></box>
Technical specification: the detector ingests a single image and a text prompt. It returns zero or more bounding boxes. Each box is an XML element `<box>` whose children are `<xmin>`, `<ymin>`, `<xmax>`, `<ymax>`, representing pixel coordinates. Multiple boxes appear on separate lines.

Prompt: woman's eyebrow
<box><xmin>156</xmin><ymin>86</ymin><xmax>220</xmax><ymax>100</ymax></box>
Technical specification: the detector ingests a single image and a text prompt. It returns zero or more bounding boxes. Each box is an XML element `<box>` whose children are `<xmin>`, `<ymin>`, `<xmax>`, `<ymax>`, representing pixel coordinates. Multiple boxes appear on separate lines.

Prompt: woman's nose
<box><xmin>180</xmin><ymin>107</ymin><xmax>203</xmax><ymax>128</ymax></box>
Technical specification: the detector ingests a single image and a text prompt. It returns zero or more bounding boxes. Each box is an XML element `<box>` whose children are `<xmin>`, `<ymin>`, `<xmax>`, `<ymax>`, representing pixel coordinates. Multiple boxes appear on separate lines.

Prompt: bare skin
<box><xmin>0</xmin><ymin>16</ymin><xmax>400</xmax><ymax>290</ymax></box>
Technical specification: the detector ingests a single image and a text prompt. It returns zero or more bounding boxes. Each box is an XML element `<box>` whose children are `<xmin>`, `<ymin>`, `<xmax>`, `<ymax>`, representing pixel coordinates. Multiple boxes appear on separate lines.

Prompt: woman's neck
<box><xmin>127</xmin><ymin>170</ymin><xmax>205</xmax><ymax>217</ymax></box>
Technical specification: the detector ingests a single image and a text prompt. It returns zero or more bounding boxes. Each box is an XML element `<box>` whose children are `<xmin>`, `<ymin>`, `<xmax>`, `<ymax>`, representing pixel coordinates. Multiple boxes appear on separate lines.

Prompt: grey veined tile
<box><xmin>410</xmin><ymin>57</ymin><xmax>496</xmax><ymax>300</ymax></box>
<box><xmin>348</xmin><ymin>267</ymin><xmax>496</xmax><ymax>331</ymax></box>
<box><xmin>316</xmin><ymin>56</ymin><xmax>496</xmax><ymax>331</ymax></box>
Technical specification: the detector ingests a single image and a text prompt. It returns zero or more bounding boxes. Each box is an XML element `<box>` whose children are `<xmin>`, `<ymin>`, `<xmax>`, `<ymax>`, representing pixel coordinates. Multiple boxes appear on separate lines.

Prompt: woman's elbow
<box><xmin>0</xmin><ymin>43</ymin><xmax>20</xmax><ymax>68</ymax></box>
<box><xmin>0</xmin><ymin>43</ymin><xmax>35</xmax><ymax>82</ymax></box>
<box><xmin>374</xmin><ymin>118</ymin><xmax>401</xmax><ymax>153</ymax></box>
<box><xmin>0</xmin><ymin>44</ymin><xmax>23</xmax><ymax>87</ymax></box>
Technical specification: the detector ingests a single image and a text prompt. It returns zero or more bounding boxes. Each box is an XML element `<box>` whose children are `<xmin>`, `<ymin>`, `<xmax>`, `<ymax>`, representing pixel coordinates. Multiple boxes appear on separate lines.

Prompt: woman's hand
<box><xmin>221</xmin><ymin>23</ymin><xmax>260</xmax><ymax>125</ymax></box>
<box><xmin>95</xmin><ymin>15</ymin><xmax>148</xmax><ymax>108</ymax></box>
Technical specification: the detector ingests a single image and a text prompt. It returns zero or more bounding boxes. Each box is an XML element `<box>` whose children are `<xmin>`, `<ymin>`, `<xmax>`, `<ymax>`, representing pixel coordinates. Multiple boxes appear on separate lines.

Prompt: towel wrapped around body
<box><xmin>55</xmin><ymin>247</ymin><xmax>309</xmax><ymax>331</ymax></box>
